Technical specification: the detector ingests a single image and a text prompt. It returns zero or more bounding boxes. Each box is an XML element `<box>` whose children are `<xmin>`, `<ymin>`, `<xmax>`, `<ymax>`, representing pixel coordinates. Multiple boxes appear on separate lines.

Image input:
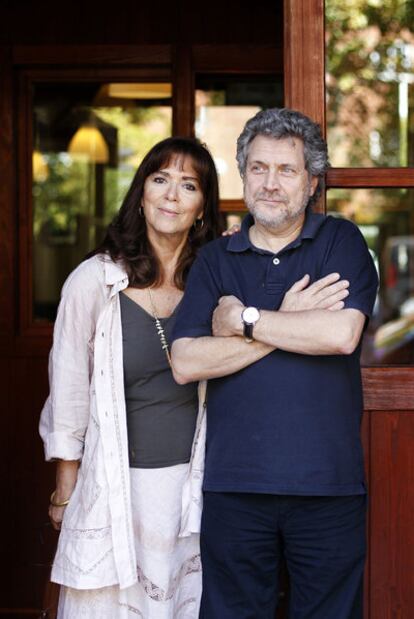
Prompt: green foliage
<box><xmin>326</xmin><ymin>0</ymin><xmax>414</xmax><ymax>167</ymax></box>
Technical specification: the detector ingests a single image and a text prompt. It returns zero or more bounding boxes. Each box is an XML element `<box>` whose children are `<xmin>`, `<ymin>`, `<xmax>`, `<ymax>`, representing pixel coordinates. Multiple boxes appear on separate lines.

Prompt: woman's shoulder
<box><xmin>61</xmin><ymin>254</ymin><xmax>107</xmax><ymax>296</ymax></box>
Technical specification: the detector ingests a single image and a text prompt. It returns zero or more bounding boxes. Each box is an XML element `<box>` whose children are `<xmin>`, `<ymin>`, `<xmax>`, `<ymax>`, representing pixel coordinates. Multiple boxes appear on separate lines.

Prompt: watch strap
<box><xmin>243</xmin><ymin>322</ymin><xmax>254</xmax><ymax>343</ymax></box>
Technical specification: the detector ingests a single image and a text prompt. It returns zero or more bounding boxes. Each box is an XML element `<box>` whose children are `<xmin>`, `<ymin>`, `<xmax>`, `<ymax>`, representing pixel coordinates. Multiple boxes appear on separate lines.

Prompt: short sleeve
<box><xmin>321</xmin><ymin>220</ymin><xmax>378</xmax><ymax>317</ymax></box>
<box><xmin>172</xmin><ymin>250</ymin><xmax>223</xmax><ymax>342</ymax></box>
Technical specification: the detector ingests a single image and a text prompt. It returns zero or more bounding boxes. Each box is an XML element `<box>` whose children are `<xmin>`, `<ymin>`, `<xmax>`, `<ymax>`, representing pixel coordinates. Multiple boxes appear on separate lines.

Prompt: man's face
<box><xmin>243</xmin><ymin>135</ymin><xmax>318</xmax><ymax>230</ymax></box>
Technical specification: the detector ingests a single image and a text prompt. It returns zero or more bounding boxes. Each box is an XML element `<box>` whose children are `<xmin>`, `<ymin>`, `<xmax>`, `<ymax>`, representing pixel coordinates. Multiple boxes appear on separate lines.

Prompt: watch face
<box><xmin>243</xmin><ymin>306</ymin><xmax>260</xmax><ymax>324</ymax></box>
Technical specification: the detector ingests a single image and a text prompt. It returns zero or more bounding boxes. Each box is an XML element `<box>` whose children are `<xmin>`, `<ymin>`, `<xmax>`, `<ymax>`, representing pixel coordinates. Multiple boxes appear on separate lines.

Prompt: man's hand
<box><xmin>212</xmin><ymin>295</ymin><xmax>244</xmax><ymax>337</ymax></box>
<box><xmin>212</xmin><ymin>273</ymin><xmax>349</xmax><ymax>337</ymax></box>
<box><xmin>280</xmin><ymin>273</ymin><xmax>349</xmax><ymax>312</ymax></box>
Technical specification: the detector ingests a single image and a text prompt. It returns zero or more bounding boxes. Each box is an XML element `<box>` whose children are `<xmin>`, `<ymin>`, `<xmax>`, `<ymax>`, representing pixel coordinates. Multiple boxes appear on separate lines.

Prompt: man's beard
<box><xmin>245</xmin><ymin>182</ymin><xmax>312</xmax><ymax>229</ymax></box>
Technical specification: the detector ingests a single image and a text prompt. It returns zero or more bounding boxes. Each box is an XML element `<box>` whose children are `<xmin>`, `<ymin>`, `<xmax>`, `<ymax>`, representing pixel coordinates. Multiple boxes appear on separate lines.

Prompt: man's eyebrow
<box><xmin>249</xmin><ymin>159</ymin><xmax>267</xmax><ymax>165</ymax></box>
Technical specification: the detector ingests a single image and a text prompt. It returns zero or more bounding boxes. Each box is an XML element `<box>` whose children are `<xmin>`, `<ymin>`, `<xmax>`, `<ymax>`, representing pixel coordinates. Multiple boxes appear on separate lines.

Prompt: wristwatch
<box><xmin>241</xmin><ymin>306</ymin><xmax>261</xmax><ymax>343</ymax></box>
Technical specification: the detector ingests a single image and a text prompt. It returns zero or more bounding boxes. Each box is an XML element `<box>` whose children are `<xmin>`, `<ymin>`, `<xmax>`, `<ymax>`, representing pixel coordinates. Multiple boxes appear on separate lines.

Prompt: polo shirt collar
<box><xmin>227</xmin><ymin>209</ymin><xmax>326</xmax><ymax>254</ymax></box>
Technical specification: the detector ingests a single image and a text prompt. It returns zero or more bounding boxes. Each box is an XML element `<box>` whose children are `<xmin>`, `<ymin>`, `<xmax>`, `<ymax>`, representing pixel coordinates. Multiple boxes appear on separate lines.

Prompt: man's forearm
<box><xmin>250</xmin><ymin>308</ymin><xmax>365</xmax><ymax>355</ymax></box>
<box><xmin>171</xmin><ymin>336</ymin><xmax>274</xmax><ymax>383</ymax></box>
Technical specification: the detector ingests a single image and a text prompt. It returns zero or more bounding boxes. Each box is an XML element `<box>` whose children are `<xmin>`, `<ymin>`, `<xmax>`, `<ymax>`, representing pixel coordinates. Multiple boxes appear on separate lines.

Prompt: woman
<box><xmin>40</xmin><ymin>137</ymin><xmax>223</xmax><ymax>619</ymax></box>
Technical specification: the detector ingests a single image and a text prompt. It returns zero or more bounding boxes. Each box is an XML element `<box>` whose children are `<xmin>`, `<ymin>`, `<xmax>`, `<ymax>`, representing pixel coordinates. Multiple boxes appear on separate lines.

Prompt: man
<box><xmin>171</xmin><ymin>108</ymin><xmax>378</xmax><ymax>619</ymax></box>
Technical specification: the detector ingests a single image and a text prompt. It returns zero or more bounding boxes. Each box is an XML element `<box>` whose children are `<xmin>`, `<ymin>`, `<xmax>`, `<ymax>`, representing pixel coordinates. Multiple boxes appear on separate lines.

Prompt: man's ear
<box><xmin>310</xmin><ymin>176</ymin><xmax>318</xmax><ymax>196</ymax></box>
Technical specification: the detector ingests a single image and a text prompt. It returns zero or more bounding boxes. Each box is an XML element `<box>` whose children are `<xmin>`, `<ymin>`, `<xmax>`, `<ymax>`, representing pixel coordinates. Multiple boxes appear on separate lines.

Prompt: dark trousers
<box><xmin>199</xmin><ymin>492</ymin><xmax>366</xmax><ymax>619</ymax></box>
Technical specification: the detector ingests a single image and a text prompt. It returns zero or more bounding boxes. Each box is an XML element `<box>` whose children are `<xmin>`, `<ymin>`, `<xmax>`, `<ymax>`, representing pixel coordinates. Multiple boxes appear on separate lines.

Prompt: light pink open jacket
<box><xmin>39</xmin><ymin>255</ymin><xmax>206</xmax><ymax>590</ymax></box>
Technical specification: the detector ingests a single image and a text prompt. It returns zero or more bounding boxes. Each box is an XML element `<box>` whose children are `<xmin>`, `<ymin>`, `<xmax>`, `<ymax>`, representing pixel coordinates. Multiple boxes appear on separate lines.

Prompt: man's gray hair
<box><xmin>236</xmin><ymin>108</ymin><xmax>330</xmax><ymax>207</ymax></box>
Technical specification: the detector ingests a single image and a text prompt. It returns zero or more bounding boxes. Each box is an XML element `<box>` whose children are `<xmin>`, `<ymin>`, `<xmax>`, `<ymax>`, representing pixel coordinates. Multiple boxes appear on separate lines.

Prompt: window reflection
<box><xmin>195</xmin><ymin>77</ymin><xmax>283</xmax><ymax>199</ymax></box>
<box><xmin>327</xmin><ymin>188</ymin><xmax>414</xmax><ymax>365</ymax></box>
<box><xmin>325</xmin><ymin>0</ymin><xmax>414</xmax><ymax>167</ymax></box>
<box><xmin>33</xmin><ymin>82</ymin><xmax>172</xmax><ymax>321</ymax></box>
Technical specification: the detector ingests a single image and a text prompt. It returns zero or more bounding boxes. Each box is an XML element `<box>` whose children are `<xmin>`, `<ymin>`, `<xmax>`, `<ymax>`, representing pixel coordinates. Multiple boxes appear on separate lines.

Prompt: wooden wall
<box><xmin>0</xmin><ymin>1</ymin><xmax>283</xmax><ymax>615</ymax></box>
<box><xmin>1</xmin><ymin>2</ymin><xmax>414</xmax><ymax>618</ymax></box>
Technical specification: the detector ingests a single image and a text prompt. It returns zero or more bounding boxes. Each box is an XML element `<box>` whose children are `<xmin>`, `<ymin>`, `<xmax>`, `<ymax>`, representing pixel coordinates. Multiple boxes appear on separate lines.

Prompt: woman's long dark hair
<box><xmin>91</xmin><ymin>137</ymin><xmax>223</xmax><ymax>289</ymax></box>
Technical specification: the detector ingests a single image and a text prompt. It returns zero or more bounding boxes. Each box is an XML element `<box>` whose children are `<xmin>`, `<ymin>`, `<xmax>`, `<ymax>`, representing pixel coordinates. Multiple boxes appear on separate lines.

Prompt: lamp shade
<box><xmin>32</xmin><ymin>150</ymin><xmax>49</xmax><ymax>182</ymax></box>
<box><xmin>68</xmin><ymin>126</ymin><xmax>109</xmax><ymax>163</ymax></box>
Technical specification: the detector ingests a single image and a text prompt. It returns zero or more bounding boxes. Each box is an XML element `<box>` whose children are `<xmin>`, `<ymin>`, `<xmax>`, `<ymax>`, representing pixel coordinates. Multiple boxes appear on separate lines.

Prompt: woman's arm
<box><xmin>39</xmin><ymin>258</ymin><xmax>106</xmax><ymax>461</ymax></box>
<box><xmin>48</xmin><ymin>459</ymin><xmax>79</xmax><ymax>530</ymax></box>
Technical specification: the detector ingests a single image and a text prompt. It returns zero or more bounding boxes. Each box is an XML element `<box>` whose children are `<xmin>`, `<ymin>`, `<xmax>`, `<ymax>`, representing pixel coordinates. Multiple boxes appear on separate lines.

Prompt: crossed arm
<box><xmin>171</xmin><ymin>273</ymin><xmax>366</xmax><ymax>384</ymax></box>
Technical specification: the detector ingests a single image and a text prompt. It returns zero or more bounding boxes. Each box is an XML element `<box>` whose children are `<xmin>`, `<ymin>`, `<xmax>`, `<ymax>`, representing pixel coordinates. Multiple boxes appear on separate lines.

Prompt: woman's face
<box><xmin>141</xmin><ymin>155</ymin><xmax>205</xmax><ymax>242</ymax></box>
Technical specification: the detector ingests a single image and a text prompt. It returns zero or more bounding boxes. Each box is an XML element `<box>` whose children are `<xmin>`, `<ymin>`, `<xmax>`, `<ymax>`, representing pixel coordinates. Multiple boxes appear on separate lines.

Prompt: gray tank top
<box><xmin>120</xmin><ymin>291</ymin><xmax>198</xmax><ymax>468</ymax></box>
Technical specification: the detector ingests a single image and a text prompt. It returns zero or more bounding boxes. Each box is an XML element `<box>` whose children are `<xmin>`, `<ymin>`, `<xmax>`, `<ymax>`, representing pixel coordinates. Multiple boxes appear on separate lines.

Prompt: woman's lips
<box><xmin>158</xmin><ymin>207</ymin><xmax>180</xmax><ymax>216</ymax></box>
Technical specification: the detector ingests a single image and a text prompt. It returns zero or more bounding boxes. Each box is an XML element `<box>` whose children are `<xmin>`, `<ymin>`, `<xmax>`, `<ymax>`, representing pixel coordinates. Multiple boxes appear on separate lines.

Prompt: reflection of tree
<box><xmin>33</xmin><ymin>153</ymin><xmax>87</xmax><ymax>239</ymax></box>
<box><xmin>326</xmin><ymin>0</ymin><xmax>414</xmax><ymax>167</ymax></box>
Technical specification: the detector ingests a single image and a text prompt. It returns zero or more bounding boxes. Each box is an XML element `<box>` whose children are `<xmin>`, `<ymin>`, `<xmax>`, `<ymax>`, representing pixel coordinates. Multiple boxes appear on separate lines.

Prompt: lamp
<box><xmin>32</xmin><ymin>150</ymin><xmax>49</xmax><ymax>182</ymax></box>
<box><xmin>68</xmin><ymin>125</ymin><xmax>109</xmax><ymax>163</ymax></box>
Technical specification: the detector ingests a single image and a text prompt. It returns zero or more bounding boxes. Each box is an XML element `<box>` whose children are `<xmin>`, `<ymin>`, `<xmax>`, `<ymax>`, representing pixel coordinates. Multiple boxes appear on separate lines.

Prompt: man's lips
<box><xmin>258</xmin><ymin>198</ymin><xmax>288</xmax><ymax>205</ymax></box>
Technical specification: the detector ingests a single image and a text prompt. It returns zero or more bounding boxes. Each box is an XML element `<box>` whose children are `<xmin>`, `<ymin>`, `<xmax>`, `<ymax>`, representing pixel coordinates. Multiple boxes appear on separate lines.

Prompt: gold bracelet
<box><xmin>50</xmin><ymin>490</ymin><xmax>70</xmax><ymax>507</ymax></box>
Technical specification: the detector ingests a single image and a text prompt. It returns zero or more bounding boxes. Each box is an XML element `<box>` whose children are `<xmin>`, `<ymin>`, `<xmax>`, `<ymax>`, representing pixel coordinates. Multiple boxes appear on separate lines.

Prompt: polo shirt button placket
<box><xmin>272</xmin><ymin>257</ymin><xmax>280</xmax><ymax>266</ymax></box>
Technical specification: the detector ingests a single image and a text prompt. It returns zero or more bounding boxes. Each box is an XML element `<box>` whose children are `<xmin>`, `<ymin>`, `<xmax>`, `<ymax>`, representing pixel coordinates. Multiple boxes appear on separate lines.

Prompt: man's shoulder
<box><xmin>197</xmin><ymin>235</ymin><xmax>234</xmax><ymax>261</ymax></box>
<box><xmin>322</xmin><ymin>215</ymin><xmax>361</xmax><ymax>237</ymax></box>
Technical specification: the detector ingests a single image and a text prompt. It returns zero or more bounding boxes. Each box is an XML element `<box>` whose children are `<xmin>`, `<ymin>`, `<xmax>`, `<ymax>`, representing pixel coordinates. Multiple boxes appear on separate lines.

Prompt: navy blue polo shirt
<box><xmin>172</xmin><ymin>212</ymin><xmax>378</xmax><ymax>496</ymax></box>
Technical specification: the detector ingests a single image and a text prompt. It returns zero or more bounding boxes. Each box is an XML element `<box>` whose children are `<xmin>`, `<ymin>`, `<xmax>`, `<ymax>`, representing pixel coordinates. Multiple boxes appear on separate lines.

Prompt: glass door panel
<box><xmin>195</xmin><ymin>76</ymin><xmax>283</xmax><ymax>199</ymax></box>
<box><xmin>328</xmin><ymin>187</ymin><xmax>414</xmax><ymax>365</ymax></box>
<box><xmin>32</xmin><ymin>81</ymin><xmax>172</xmax><ymax>321</ymax></box>
<box><xmin>325</xmin><ymin>0</ymin><xmax>414</xmax><ymax>167</ymax></box>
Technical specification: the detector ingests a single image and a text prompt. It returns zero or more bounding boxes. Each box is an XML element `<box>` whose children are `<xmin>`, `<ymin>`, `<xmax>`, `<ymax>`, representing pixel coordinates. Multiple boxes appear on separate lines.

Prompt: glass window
<box><xmin>32</xmin><ymin>82</ymin><xmax>172</xmax><ymax>321</ymax></box>
<box><xmin>325</xmin><ymin>0</ymin><xmax>414</xmax><ymax>167</ymax></box>
<box><xmin>195</xmin><ymin>76</ymin><xmax>283</xmax><ymax>199</ymax></box>
<box><xmin>327</xmin><ymin>187</ymin><xmax>414</xmax><ymax>365</ymax></box>
<box><xmin>224</xmin><ymin>211</ymin><xmax>247</xmax><ymax>230</ymax></box>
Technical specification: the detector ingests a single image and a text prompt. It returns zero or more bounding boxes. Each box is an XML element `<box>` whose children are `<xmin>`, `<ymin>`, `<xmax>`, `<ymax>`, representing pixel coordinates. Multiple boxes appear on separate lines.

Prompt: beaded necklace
<box><xmin>147</xmin><ymin>287</ymin><xmax>172</xmax><ymax>368</ymax></box>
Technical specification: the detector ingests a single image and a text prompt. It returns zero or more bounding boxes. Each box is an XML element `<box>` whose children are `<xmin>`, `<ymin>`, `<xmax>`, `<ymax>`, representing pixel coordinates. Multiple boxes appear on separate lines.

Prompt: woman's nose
<box><xmin>166</xmin><ymin>182</ymin><xmax>178</xmax><ymax>201</ymax></box>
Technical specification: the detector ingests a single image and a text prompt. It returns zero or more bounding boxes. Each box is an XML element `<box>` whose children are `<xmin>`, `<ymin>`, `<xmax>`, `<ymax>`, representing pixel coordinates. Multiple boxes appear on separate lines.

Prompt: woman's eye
<box><xmin>183</xmin><ymin>183</ymin><xmax>197</xmax><ymax>191</ymax></box>
<box><xmin>153</xmin><ymin>175</ymin><xmax>166</xmax><ymax>183</ymax></box>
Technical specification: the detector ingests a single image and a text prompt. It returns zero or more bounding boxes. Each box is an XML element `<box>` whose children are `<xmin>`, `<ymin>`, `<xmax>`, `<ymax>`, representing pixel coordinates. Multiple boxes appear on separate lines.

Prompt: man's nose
<box><xmin>263</xmin><ymin>168</ymin><xmax>282</xmax><ymax>191</ymax></box>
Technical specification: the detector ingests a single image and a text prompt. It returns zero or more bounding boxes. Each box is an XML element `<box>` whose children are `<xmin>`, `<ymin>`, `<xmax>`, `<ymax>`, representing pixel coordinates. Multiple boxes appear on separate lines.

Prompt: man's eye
<box><xmin>251</xmin><ymin>165</ymin><xmax>264</xmax><ymax>173</ymax></box>
<box><xmin>280</xmin><ymin>167</ymin><xmax>297</xmax><ymax>176</ymax></box>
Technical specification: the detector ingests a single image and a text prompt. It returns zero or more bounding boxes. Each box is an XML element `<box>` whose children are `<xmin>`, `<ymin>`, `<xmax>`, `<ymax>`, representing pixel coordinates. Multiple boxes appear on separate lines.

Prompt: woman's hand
<box><xmin>221</xmin><ymin>223</ymin><xmax>241</xmax><ymax>236</ymax></box>
<box><xmin>280</xmin><ymin>273</ymin><xmax>349</xmax><ymax>312</ymax></box>
<box><xmin>49</xmin><ymin>500</ymin><xmax>69</xmax><ymax>531</ymax></box>
<box><xmin>49</xmin><ymin>460</ymin><xmax>79</xmax><ymax>531</ymax></box>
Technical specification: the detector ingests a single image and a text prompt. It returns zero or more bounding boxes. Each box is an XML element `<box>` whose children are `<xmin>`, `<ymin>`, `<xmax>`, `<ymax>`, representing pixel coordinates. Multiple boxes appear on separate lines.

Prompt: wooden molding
<box><xmin>0</xmin><ymin>46</ymin><xmax>15</xmax><ymax>338</ymax></box>
<box><xmin>362</xmin><ymin>367</ymin><xmax>414</xmax><ymax>411</ymax></box>
<box><xmin>172</xmin><ymin>46</ymin><xmax>194</xmax><ymax>137</ymax></box>
<box><xmin>283</xmin><ymin>0</ymin><xmax>325</xmax><ymax>131</ymax></box>
<box><xmin>327</xmin><ymin>168</ymin><xmax>414</xmax><ymax>188</ymax></box>
<box><xmin>193</xmin><ymin>44</ymin><xmax>282</xmax><ymax>74</ymax></box>
<box><xmin>12</xmin><ymin>45</ymin><xmax>171</xmax><ymax>66</ymax></box>
<box><xmin>220</xmin><ymin>200</ymin><xmax>247</xmax><ymax>213</ymax></box>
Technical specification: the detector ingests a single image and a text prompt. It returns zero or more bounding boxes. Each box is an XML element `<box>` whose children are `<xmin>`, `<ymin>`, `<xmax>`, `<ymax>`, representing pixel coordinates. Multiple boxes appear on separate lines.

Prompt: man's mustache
<box><xmin>256</xmin><ymin>193</ymin><xmax>289</xmax><ymax>204</ymax></box>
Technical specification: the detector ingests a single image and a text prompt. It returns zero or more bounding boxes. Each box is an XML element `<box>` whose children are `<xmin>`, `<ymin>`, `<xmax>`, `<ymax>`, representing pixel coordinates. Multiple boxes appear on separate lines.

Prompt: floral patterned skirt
<box><xmin>58</xmin><ymin>464</ymin><xmax>202</xmax><ymax>618</ymax></box>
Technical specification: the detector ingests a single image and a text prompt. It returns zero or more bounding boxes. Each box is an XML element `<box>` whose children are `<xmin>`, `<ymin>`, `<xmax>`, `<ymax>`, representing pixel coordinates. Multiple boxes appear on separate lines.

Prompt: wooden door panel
<box><xmin>1</xmin><ymin>356</ymin><xmax>54</xmax><ymax>611</ymax></box>
<box><xmin>368</xmin><ymin>411</ymin><xmax>414</xmax><ymax>619</ymax></box>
